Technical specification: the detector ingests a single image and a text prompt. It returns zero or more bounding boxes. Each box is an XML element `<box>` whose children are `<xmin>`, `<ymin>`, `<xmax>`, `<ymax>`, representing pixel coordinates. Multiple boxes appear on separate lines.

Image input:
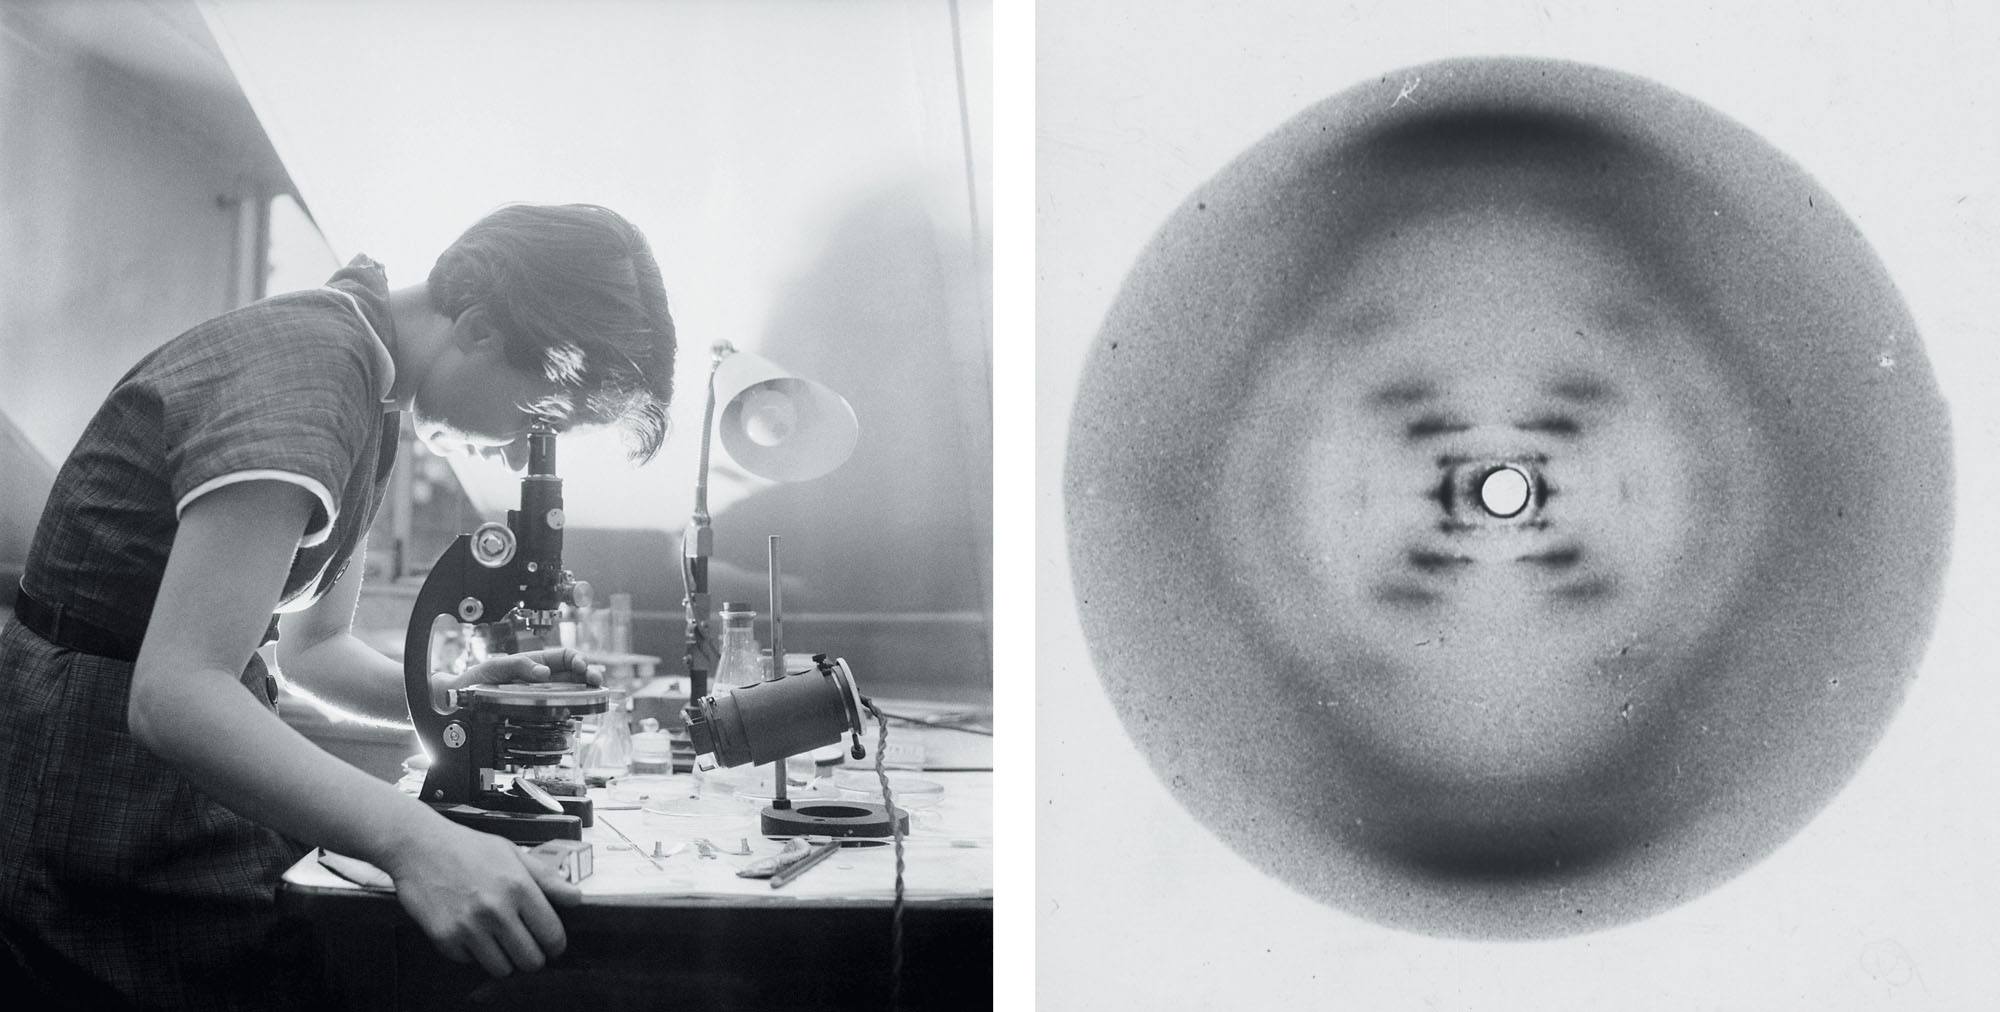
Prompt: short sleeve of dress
<box><xmin>153</xmin><ymin>291</ymin><xmax>381</xmax><ymax>548</ymax></box>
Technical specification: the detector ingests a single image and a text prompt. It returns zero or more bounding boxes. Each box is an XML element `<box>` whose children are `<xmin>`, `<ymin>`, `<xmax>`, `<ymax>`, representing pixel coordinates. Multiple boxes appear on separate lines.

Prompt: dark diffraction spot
<box><xmin>1369</xmin><ymin>816</ymin><xmax>1636</xmax><ymax>885</ymax></box>
<box><xmin>1516</xmin><ymin>544</ymin><xmax>1584</xmax><ymax>569</ymax></box>
<box><xmin>1429</xmin><ymin>473</ymin><xmax>1457</xmax><ymax>514</ymax></box>
<box><xmin>1406</xmin><ymin>414</ymin><xmax>1472</xmax><ymax>440</ymax></box>
<box><xmin>1406</xmin><ymin>548</ymin><xmax>1475</xmax><ymax>573</ymax></box>
<box><xmin>1515</xmin><ymin>414</ymin><xmax>1582</xmax><ymax>436</ymax></box>
<box><xmin>1546</xmin><ymin>373</ymin><xmax>1618</xmax><ymax>404</ymax></box>
<box><xmin>1549</xmin><ymin>575</ymin><xmax>1618</xmax><ymax>606</ymax></box>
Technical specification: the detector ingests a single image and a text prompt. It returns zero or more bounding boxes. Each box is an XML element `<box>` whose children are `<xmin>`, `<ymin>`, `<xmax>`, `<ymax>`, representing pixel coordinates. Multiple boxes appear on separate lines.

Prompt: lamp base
<box><xmin>760</xmin><ymin>800</ymin><xmax>908</xmax><ymax>838</ymax></box>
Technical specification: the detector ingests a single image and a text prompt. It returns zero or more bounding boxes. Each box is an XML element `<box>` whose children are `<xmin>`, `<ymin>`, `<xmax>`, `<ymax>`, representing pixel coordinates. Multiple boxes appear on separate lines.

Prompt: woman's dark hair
<box><xmin>428</xmin><ymin>203</ymin><xmax>677</xmax><ymax>461</ymax></box>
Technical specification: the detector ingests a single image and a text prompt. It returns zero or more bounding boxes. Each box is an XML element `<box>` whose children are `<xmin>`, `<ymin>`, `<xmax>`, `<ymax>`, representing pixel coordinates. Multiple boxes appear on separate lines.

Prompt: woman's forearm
<box><xmin>127</xmin><ymin>479</ymin><xmax>447</xmax><ymax>868</ymax></box>
<box><xmin>276</xmin><ymin>630</ymin><xmax>417</xmax><ymax>722</ymax></box>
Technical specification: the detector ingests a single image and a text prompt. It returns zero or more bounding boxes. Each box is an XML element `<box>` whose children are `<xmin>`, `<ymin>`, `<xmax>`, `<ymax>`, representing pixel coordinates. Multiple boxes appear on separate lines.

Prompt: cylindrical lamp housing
<box><xmin>683</xmin><ymin>659</ymin><xmax>864</xmax><ymax>769</ymax></box>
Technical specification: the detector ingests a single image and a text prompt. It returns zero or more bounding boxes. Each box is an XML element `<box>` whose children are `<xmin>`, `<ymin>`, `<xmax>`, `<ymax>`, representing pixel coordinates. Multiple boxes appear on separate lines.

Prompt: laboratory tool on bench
<box><xmin>680</xmin><ymin>340</ymin><xmax>857</xmax><ymax>706</ymax></box>
<box><xmin>712</xmin><ymin>601</ymin><xmax>765</xmax><ymax>689</ymax></box>
<box><xmin>682</xmin><ymin>535</ymin><xmax>909</xmax><ymax>840</ymax></box>
<box><xmin>402</xmin><ymin>419</ymin><xmax>609</xmax><ymax>844</ymax></box>
<box><xmin>669</xmin><ymin>343</ymin><xmax>900</xmax><ymax>834</ymax></box>
<box><xmin>628</xmin><ymin>717</ymin><xmax>674</xmax><ymax>774</ymax></box>
<box><xmin>670</xmin><ymin>340</ymin><xmax>911</xmax><ymax>997</ymax></box>
<box><xmin>576</xmin><ymin>691</ymin><xmax>634</xmax><ymax>774</ymax></box>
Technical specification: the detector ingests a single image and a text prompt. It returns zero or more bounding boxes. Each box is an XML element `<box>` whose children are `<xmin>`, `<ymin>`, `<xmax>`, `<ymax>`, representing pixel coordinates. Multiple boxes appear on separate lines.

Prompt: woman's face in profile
<box><xmin>1218</xmin><ymin>207</ymin><xmax>1766</xmax><ymax>785</ymax></box>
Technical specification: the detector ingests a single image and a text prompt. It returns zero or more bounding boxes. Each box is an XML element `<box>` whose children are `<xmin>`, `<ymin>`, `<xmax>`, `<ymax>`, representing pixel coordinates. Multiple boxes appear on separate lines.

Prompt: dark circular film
<box><xmin>1065</xmin><ymin>56</ymin><xmax>1953</xmax><ymax>939</ymax></box>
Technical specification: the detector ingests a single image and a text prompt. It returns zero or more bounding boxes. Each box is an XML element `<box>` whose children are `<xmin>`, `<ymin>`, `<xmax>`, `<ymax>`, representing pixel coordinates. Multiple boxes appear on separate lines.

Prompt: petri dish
<box><xmin>831</xmin><ymin>768</ymin><xmax>944</xmax><ymax>808</ymax></box>
<box><xmin>641</xmin><ymin>795</ymin><xmax>750</xmax><ymax>819</ymax></box>
<box><xmin>608</xmin><ymin>774</ymin><xmax>697</xmax><ymax>808</ymax></box>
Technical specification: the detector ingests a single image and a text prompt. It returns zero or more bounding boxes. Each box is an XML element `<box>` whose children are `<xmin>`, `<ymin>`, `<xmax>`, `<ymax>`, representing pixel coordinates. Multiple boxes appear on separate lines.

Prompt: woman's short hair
<box><xmin>428</xmin><ymin>203</ymin><xmax>678</xmax><ymax>461</ymax></box>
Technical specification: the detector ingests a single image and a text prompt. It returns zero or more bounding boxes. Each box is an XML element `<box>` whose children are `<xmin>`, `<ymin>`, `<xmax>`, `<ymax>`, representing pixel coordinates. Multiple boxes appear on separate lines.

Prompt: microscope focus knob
<box><xmin>568</xmin><ymin>579</ymin><xmax>594</xmax><ymax>610</ymax></box>
<box><xmin>471</xmin><ymin>522</ymin><xmax>516</xmax><ymax>568</ymax></box>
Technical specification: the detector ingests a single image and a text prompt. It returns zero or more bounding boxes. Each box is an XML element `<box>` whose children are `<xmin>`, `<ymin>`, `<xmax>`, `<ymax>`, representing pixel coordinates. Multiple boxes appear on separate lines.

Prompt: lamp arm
<box><xmin>682</xmin><ymin>342</ymin><xmax>737</xmax><ymax>699</ymax></box>
<box><xmin>692</xmin><ymin>341</ymin><xmax>733</xmax><ymax>526</ymax></box>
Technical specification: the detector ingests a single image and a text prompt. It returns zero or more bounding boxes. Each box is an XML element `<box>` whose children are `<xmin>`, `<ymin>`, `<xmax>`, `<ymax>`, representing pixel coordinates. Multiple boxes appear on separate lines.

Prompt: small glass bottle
<box><xmin>712</xmin><ymin>602</ymin><xmax>765</xmax><ymax>689</ymax></box>
<box><xmin>608</xmin><ymin>592</ymin><xmax>634</xmax><ymax>654</ymax></box>
<box><xmin>629</xmin><ymin>717</ymin><xmax>674</xmax><ymax>775</ymax></box>
<box><xmin>579</xmin><ymin>692</ymin><xmax>633</xmax><ymax>774</ymax></box>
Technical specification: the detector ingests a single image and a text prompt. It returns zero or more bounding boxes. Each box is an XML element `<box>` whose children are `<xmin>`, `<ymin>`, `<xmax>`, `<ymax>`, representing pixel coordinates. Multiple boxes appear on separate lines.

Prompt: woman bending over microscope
<box><xmin>0</xmin><ymin>204</ymin><xmax>678</xmax><ymax>1010</ymax></box>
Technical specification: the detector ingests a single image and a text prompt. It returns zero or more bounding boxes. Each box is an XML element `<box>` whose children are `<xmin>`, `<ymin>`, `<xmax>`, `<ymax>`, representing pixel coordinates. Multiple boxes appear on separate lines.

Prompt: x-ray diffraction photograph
<box><xmin>1042</xmin><ymin>3</ymin><xmax>2000</xmax><ymax>1009</ymax></box>
<box><xmin>1068</xmin><ymin>54</ymin><xmax>1952</xmax><ymax>937</ymax></box>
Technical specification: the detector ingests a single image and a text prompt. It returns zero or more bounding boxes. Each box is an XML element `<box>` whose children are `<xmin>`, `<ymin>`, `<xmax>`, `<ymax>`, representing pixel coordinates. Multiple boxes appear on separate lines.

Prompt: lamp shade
<box><xmin>713</xmin><ymin>349</ymin><xmax>859</xmax><ymax>483</ymax></box>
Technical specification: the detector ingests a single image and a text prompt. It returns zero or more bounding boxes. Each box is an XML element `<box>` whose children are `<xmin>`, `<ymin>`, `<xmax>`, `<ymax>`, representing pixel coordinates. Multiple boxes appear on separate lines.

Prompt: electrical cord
<box><xmin>870</xmin><ymin>708</ymin><xmax>994</xmax><ymax>737</ymax></box>
<box><xmin>861</xmin><ymin>696</ymin><xmax>906</xmax><ymax>1011</ymax></box>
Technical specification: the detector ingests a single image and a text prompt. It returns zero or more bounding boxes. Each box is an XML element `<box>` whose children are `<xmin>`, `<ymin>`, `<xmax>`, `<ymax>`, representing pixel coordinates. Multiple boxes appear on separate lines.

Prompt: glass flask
<box><xmin>712</xmin><ymin>602</ymin><xmax>766</xmax><ymax>689</ymax></box>
<box><xmin>578</xmin><ymin>692</ymin><xmax>633</xmax><ymax>774</ymax></box>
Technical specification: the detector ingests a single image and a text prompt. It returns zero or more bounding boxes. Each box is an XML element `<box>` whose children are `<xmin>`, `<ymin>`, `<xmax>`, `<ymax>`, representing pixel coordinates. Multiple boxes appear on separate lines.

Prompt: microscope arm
<box><xmin>404</xmin><ymin>535</ymin><xmax>500</xmax><ymax>804</ymax></box>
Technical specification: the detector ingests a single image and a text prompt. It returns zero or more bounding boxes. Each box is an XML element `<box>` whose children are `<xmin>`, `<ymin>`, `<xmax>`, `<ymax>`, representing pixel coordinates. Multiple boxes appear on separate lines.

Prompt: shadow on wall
<box><xmin>705</xmin><ymin>182</ymin><xmax>992</xmax><ymax>701</ymax></box>
<box><xmin>0</xmin><ymin>410</ymin><xmax>58</xmax><ymax>605</ymax></box>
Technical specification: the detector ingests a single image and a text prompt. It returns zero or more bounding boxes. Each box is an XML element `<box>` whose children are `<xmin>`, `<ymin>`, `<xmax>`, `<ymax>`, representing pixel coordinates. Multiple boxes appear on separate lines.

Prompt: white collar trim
<box><xmin>322</xmin><ymin>286</ymin><xmax>398</xmax><ymax>405</ymax></box>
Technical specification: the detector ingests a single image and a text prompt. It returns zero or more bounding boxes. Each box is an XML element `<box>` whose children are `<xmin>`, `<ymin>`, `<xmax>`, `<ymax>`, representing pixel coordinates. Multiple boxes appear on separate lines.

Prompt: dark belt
<box><xmin>14</xmin><ymin>581</ymin><xmax>284</xmax><ymax>663</ymax></box>
<box><xmin>12</xmin><ymin>582</ymin><xmax>145</xmax><ymax>662</ymax></box>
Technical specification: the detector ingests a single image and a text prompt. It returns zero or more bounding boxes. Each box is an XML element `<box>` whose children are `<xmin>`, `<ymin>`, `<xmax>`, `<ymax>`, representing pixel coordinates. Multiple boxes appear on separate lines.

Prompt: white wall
<box><xmin>0</xmin><ymin>2</ymin><xmax>288</xmax><ymax>579</ymax></box>
<box><xmin>0</xmin><ymin>3</ymin><xmax>282</xmax><ymax>466</ymax></box>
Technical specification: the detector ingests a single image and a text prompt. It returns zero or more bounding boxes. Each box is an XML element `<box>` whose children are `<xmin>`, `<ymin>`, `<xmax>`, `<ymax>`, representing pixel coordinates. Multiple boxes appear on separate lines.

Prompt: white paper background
<box><xmin>1036</xmin><ymin>1</ymin><xmax>2000</xmax><ymax>1007</ymax></box>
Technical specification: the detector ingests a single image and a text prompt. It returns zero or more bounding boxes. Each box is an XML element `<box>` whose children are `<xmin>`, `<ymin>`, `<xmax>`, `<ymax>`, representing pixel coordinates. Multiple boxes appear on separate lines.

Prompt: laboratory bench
<box><xmin>277</xmin><ymin>705</ymin><xmax>994</xmax><ymax>1011</ymax></box>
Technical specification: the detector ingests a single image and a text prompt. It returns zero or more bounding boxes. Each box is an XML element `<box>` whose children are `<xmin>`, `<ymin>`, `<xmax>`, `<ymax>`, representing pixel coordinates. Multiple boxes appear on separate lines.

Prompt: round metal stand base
<box><xmin>761</xmin><ymin>801</ymin><xmax>909</xmax><ymax>838</ymax></box>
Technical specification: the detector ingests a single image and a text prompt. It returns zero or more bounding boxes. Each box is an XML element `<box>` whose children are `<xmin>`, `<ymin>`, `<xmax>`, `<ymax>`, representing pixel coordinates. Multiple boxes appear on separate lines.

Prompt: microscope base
<box><xmin>432</xmin><ymin>801</ymin><xmax>585</xmax><ymax>845</ymax></box>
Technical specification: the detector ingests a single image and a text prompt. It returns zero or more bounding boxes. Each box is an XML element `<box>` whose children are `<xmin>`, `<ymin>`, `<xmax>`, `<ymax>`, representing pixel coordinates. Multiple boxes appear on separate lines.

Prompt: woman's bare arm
<box><xmin>126</xmin><ymin>479</ymin><xmax>578</xmax><ymax>977</ymax></box>
<box><xmin>276</xmin><ymin>533</ymin><xmax>598</xmax><ymax>721</ymax></box>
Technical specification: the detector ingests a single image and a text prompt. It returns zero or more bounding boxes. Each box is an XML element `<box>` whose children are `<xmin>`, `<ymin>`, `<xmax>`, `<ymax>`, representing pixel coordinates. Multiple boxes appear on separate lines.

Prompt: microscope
<box><xmin>402</xmin><ymin>419</ymin><xmax>610</xmax><ymax>844</ymax></box>
<box><xmin>398</xmin><ymin>348</ymin><xmax>892</xmax><ymax>846</ymax></box>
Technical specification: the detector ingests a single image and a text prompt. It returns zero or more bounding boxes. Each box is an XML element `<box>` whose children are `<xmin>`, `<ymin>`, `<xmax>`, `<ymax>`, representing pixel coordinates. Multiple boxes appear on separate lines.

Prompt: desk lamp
<box><xmin>678</xmin><ymin>342</ymin><xmax>905</xmax><ymax>837</ymax></box>
<box><xmin>681</xmin><ymin>340</ymin><xmax>857</xmax><ymax>701</ymax></box>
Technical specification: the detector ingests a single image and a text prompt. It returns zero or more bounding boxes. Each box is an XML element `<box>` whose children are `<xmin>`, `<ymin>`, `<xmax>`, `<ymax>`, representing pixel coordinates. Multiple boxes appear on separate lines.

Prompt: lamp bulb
<box><xmin>739</xmin><ymin>386</ymin><xmax>799</xmax><ymax>447</ymax></box>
